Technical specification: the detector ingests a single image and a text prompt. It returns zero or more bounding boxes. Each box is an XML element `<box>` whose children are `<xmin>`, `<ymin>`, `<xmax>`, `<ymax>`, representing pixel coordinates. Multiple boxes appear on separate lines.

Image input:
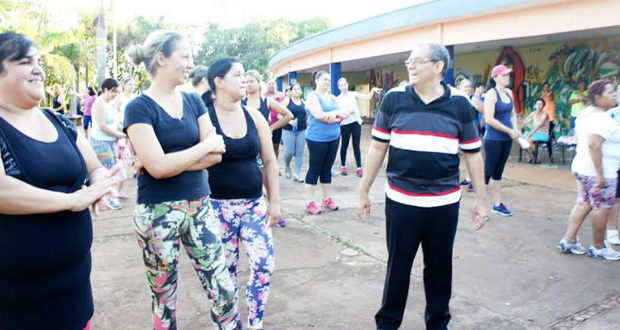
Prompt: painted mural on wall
<box><xmin>368</xmin><ymin>67</ymin><xmax>402</xmax><ymax>116</ymax></box>
<box><xmin>524</xmin><ymin>40</ymin><xmax>620</xmax><ymax>132</ymax></box>
<box><xmin>497</xmin><ymin>47</ymin><xmax>527</xmax><ymax>115</ymax></box>
<box><xmin>457</xmin><ymin>39</ymin><xmax>620</xmax><ymax>133</ymax></box>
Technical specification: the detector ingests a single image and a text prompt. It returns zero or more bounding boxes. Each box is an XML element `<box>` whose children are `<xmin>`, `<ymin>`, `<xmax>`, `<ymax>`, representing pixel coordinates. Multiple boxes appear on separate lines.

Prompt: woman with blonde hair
<box><xmin>125</xmin><ymin>30</ymin><xmax>240</xmax><ymax>330</ymax></box>
<box><xmin>51</xmin><ymin>83</ymin><xmax>66</xmax><ymax>114</ymax></box>
<box><xmin>243</xmin><ymin>71</ymin><xmax>292</xmax><ymax>159</ymax></box>
<box><xmin>189</xmin><ymin>65</ymin><xmax>210</xmax><ymax>104</ymax></box>
<box><xmin>336</xmin><ymin>77</ymin><xmax>381</xmax><ymax>177</ymax></box>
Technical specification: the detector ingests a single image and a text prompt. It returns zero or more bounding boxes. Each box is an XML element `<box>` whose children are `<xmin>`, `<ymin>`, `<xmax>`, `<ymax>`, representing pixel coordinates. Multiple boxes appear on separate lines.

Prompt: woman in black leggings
<box><xmin>336</xmin><ymin>78</ymin><xmax>381</xmax><ymax>177</ymax></box>
<box><xmin>483</xmin><ymin>64</ymin><xmax>522</xmax><ymax>217</ymax></box>
<box><xmin>304</xmin><ymin>71</ymin><xmax>349</xmax><ymax>215</ymax></box>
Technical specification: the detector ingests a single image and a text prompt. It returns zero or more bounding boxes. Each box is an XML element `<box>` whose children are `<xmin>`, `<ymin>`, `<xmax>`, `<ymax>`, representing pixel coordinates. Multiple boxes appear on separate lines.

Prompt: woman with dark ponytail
<box><xmin>202</xmin><ymin>57</ymin><xmax>280</xmax><ymax>330</ymax></box>
<box><xmin>483</xmin><ymin>64</ymin><xmax>521</xmax><ymax>217</ymax></box>
<box><xmin>124</xmin><ymin>30</ymin><xmax>240</xmax><ymax>330</ymax></box>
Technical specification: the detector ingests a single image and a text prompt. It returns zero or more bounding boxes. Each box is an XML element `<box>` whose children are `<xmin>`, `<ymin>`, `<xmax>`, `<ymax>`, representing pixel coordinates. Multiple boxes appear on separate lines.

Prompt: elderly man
<box><xmin>358</xmin><ymin>43</ymin><xmax>488</xmax><ymax>330</ymax></box>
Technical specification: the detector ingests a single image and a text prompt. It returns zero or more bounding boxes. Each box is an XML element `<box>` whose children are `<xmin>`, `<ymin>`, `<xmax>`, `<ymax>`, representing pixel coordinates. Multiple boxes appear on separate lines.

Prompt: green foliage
<box><xmin>1</xmin><ymin>1</ymin><xmax>330</xmax><ymax>94</ymax></box>
<box><xmin>195</xmin><ymin>17</ymin><xmax>330</xmax><ymax>77</ymax></box>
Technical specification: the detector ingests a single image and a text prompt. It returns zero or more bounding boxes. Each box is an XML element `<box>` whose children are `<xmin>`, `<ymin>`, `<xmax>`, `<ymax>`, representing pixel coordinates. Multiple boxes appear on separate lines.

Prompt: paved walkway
<box><xmin>91</xmin><ymin>125</ymin><xmax>618</xmax><ymax>329</ymax></box>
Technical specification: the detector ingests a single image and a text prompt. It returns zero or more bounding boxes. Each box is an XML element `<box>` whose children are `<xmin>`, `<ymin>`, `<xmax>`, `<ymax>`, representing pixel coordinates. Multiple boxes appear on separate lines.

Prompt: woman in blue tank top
<box><xmin>202</xmin><ymin>58</ymin><xmax>281</xmax><ymax>330</ymax></box>
<box><xmin>483</xmin><ymin>64</ymin><xmax>522</xmax><ymax>217</ymax></box>
<box><xmin>0</xmin><ymin>32</ymin><xmax>119</xmax><ymax>330</ymax></box>
<box><xmin>304</xmin><ymin>71</ymin><xmax>350</xmax><ymax>215</ymax></box>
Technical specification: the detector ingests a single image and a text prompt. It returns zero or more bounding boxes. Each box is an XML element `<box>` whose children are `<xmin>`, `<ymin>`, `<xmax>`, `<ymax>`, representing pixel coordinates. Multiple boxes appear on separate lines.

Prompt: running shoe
<box><xmin>557</xmin><ymin>238</ymin><xmax>586</xmax><ymax>255</ymax></box>
<box><xmin>606</xmin><ymin>230</ymin><xmax>620</xmax><ymax>245</ymax></box>
<box><xmin>466</xmin><ymin>183</ymin><xmax>474</xmax><ymax>192</ymax></box>
<box><xmin>107</xmin><ymin>198</ymin><xmax>122</xmax><ymax>210</ymax></box>
<box><xmin>322</xmin><ymin>197</ymin><xmax>339</xmax><ymax>211</ymax></box>
<box><xmin>293</xmin><ymin>175</ymin><xmax>305</xmax><ymax>183</ymax></box>
<box><xmin>341</xmin><ymin>166</ymin><xmax>348</xmax><ymax>176</ymax></box>
<box><xmin>460</xmin><ymin>178</ymin><xmax>471</xmax><ymax>186</ymax></box>
<box><xmin>356</xmin><ymin>167</ymin><xmax>363</xmax><ymax>177</ymax></box>
<box><xmin>588</xmin><ymin>245</ymin><xmax>620</xmax><ymax>261</ymax></box>
<box><xmin>306</xmin><ymin>202</ymin><xmax>321</xmax><ymax>215</ymax></box>
<box><xmin>492</xmin><ymin>203</ymin><xmax>513</xmax><ymax>216</ymax></box>
<box><xmin>276</xmin><ymin>219</ymin><xmax>286</xmax><ymax>227</ymax></box>
<box><xmin>285</xmin><ymin>167</ymin><xmax>292</xmax><ymax>179</ymax></box>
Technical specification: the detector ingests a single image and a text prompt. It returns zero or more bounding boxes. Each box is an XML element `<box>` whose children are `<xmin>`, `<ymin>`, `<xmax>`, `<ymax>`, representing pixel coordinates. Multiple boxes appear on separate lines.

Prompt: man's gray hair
<box><xmin>459</xmin><ymin>78</ymin><xmax>472</xmax><ymax>88</ymax></box>
<box><xmin>421</xmin><ymin>43</ymin><xmax>451</xmax><ymax>77</ymax></box>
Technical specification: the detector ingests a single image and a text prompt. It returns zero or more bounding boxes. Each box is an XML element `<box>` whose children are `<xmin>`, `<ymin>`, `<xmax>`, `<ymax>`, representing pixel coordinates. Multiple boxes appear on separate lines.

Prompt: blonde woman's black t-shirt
<box><xmin>124</xmin><ymin>92</ymin><xmax>211</xmax><ymax>204</ymax></box>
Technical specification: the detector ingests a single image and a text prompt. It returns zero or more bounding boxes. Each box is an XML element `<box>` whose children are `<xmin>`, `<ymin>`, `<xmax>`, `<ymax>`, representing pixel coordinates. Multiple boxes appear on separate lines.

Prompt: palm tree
<box><xmin>96</xmin><ymin>0</ymin><xmax>107</xmax><ymax>88</ymax></box>
<box><xmin>53</xmin><ymin>41</ymin><xmax>83</xmax><ymax>116</ymax></box>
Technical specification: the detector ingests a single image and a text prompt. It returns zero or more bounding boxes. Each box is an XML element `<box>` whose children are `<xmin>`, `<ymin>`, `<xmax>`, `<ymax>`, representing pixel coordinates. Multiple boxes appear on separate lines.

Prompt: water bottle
<box><xmin>293</xmin><ymin>124</ymin><xmax>298</xmax><ymax>132</ymax></box>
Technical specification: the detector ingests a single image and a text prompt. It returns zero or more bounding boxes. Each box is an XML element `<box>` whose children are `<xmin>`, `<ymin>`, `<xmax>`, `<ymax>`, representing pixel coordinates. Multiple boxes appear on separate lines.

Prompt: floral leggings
<box><xmin>134</xmin><ymin>197</ymin><xmax>241</xmax><ymax>330</ymax></box>
<box><xmin>211</xmin><ymin>197</ymin><xmax>275</xmax><ymax>330</ymax></box>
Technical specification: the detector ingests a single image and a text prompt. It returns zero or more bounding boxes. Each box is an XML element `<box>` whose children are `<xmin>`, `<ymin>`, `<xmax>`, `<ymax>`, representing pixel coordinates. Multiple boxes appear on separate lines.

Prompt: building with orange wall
<box><xmin>268</xmin><ymin>0</ymin><xmax>620</xmax><ymax>132</ymax></box>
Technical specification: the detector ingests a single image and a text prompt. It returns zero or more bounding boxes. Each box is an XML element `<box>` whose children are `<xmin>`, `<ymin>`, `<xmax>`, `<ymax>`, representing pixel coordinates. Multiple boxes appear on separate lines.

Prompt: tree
<box><xmin>195</xmin><ymin>17</ymin><xmax>330</xmax><ymax>77</ymax></box>
<box><xmin>96</xmin><ymin>0</ymin><xmax>106</xmax><ymax>88</ymax></box>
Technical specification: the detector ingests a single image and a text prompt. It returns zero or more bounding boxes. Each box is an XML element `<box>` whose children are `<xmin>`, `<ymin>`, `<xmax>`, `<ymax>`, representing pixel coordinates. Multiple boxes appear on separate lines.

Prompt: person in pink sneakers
<box><xmin>304</xmin><ymin>70</ymin><xmax>349</xmax><ymax>214</ymax></box>
<box><xmin>336</xmin><ymin>77</ymin><xmax>382</xmax><ymax>177</ymax></box>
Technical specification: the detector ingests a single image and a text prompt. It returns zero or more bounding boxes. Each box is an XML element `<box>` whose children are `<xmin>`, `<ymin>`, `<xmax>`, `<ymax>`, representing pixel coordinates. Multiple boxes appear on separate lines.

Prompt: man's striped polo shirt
<box><xmin>372</xmin><ymin>82</ymin><xmax>481</xmax><ymax>208</ymax></box>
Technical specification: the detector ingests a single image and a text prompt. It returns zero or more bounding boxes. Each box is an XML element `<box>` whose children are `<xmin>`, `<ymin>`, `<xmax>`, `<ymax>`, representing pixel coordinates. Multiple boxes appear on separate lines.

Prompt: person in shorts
<box><xmin>558</xmin><ymin>80</ymin><xmax>620</xmax><ymax>260</ymax></box>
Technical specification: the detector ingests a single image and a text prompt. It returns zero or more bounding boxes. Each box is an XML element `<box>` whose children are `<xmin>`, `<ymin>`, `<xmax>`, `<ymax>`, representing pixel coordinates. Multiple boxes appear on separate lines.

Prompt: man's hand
<box><xmin>471</xmin><ymin>200</ymin><xmax>488</xmax><ymax>231</ymax></box>
<box><xmin>357</xmin><ymin>193</ymin><xmax>371</xmax><ymax>222</ymax></box>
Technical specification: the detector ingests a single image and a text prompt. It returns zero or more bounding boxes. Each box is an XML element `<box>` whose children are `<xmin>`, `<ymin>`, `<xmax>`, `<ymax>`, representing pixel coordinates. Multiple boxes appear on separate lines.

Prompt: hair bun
<box><xmin>127</xmin><ymin>45</ymin><xmax>146</xmax><ymax>66</ymax></box>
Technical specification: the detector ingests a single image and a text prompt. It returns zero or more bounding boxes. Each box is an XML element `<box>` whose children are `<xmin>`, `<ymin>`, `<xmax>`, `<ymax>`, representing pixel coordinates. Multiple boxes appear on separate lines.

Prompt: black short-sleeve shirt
<box><xmin>124</xmin><ymin>92</ymin><xmax>211</xmax><ymax>204</ymax></box>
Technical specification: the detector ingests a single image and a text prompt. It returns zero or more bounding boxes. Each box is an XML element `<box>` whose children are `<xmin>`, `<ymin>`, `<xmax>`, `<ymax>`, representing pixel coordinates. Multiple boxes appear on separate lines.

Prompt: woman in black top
<box><xmin>124</xmin><ymin>31</ymin><xmax>240</xmax><ymax>330</ymax></box>
<box><xmin>203</xmin><ymin>58</ymin><xmax>282</xmax><ymax>330</ymax></box>
<box><xmin>51</xmin><ymin>83</ymin><xmax>66</xmax><ymax>114</ymax></box>
<box><xmin>0</xmin><ymin>32</ymin><xmax>119</xmax><ymax>330</ymax></box>
<box><xmin>242</xmin><ymin>70</ymin><xmax>292</xmax><ymax>160</ymax></box>
<box><xmin>281</xmin><ymin>83</ymin><xmax>307</xmax><ymax>182</ymax></box>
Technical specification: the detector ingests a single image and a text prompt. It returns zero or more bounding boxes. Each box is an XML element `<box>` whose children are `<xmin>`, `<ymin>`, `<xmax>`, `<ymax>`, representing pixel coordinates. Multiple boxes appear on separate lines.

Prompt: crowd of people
<box><xmin>0</xmin><ymin>28</ymin><xmax>619</xmax><ymax>330</ymax></box>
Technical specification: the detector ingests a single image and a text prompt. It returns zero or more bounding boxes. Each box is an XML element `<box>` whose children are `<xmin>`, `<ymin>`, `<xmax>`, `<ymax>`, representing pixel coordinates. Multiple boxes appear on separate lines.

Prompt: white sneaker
<box><xmin>557</xmin><ymin>238</ymin><xmax>586</xmax><ymax>255</ymax></box>
<box><xmin>588</xmin><ymin>245</ymin><xmax>620</xmax><ymax>261</ymax></box>
<box><xmin>606</xmin><ymin>230</ymin><xmax>620</xmax><ymax>245</ymax></box>
<box><xmin>107</xmin><ymin>198</ymin><xmax>122</xmax><ymax>210</ymax></box>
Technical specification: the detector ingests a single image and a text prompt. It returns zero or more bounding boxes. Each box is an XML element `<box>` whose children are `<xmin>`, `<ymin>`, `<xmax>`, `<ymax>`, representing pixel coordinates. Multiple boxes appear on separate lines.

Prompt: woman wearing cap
<box><xmin>483</xmin><ymin>64</ymin><xmax>521</xmax><ymax>217</ymax></box>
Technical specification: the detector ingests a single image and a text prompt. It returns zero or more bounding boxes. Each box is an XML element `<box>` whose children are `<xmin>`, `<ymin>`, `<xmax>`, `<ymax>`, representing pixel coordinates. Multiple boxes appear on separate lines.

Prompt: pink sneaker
<box><xmin>306</xmin><ymin>202</ymin><xmax>322</xmax><ymax>215</ymax></box>
<box><xmin>340</xmin><ymin>166</ymin><xmax>348</xmax><ymax>176</ymax></box>
<box><xmin>356</xmin><ymin>167</ymin><xmax>363</xmax><ymax>177</ymax></box>
<box><xmin>322</xmin><ymin>197</ymin><xmax>339</xmax><ymax>211</ymax></box>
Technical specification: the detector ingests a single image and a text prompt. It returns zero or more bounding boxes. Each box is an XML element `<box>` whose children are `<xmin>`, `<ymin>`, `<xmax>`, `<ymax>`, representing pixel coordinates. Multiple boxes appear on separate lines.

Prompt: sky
<box><xmin>48</xmin><ymin>0</ymin><xmax>434</xmax><ymax>29</ymax></box>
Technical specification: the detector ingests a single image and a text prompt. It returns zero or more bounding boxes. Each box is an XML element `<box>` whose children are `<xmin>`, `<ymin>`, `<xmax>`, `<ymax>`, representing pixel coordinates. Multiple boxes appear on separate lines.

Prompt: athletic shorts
<box><xmin>89</xmin><ymin>138</ymin><xmax>117</xmax><ymax>169</ymax></box>
<box><xmin>574</xmin><ymin>173</ymin><xmax>617</xmax><ymax>209</ymax></box>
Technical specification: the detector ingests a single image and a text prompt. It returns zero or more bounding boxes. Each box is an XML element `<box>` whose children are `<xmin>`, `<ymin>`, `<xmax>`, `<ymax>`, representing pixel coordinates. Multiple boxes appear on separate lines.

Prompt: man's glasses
<box><xmin>404</xmin><ymin>58</ymin><xmax>436</xmax><ymax>67</ymax></box>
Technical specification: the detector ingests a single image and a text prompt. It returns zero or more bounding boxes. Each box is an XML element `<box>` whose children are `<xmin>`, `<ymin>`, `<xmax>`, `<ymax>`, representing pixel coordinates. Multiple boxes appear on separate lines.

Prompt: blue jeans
<box><xmin>282</xmin><ymin>129</ymin><xmax>306</xmax><ymax>177</ymax></box>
